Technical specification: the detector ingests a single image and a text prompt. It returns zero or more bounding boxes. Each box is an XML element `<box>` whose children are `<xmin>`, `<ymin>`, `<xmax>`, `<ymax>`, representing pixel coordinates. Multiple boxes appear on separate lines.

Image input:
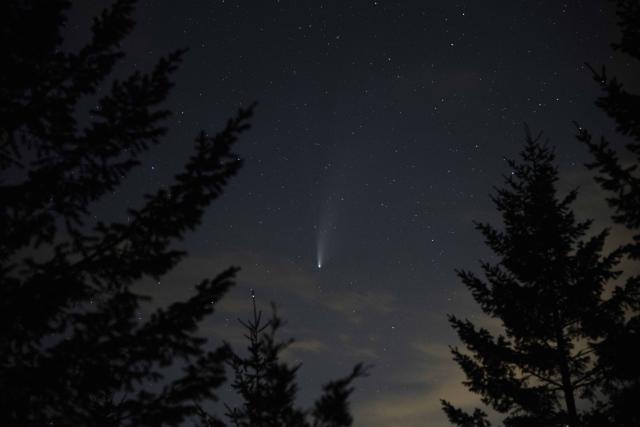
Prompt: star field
<box><xmin>66</xmin><ymin>1</ymin><xmax>634</xmax><ymax>426</ymax></box>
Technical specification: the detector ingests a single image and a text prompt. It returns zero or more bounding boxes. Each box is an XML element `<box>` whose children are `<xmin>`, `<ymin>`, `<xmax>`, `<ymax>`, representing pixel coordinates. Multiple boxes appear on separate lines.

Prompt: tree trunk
<box><xmin>558</xmin><ymin>354</ymin><xmax>579</xmax><ymax>427</ymax></box>
<box><xmin>555</xmin><ymin>324</ymin><xmax>579</xmax><ymax>427</ymax></box>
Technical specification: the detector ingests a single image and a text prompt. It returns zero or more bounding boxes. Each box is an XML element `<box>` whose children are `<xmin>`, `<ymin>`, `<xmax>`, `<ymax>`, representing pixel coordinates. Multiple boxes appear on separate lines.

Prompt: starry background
<box><xmin>68</xmin><ymin>1</ymin><xmax>636</xmax><ymax>426</ymax></box>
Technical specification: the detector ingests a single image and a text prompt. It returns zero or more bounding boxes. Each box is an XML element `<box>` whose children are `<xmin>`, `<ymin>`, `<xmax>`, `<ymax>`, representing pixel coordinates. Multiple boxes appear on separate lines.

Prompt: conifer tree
<box><xmin>442</xmin><ymin>130</ymin><xmax>621</xmax><ymax>427</ymax></box>
<box><xmin>0</xmin><ymin>1</ymin><xmax>253</xmax><ymax>425</ymax></box>
<box><xmin>575</xmin><ymin>1</ymin><xmax>640</xmax><ymax>425</ymax></box>
<box><xmin>199</xmin><ymin>295</ymin><xmax>366</xmax><ymax>427</ymax></box>
<box><xmin>224</xmin><ymin>299</ymin><xmax>308</xmax><ymax>427</ymax></box>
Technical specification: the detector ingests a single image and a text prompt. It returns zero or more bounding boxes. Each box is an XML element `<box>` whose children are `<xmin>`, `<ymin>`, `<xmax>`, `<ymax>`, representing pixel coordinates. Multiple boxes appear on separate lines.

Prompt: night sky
<box><xmin>68</xmin><ymin>1</ymin><xmax>635</xmax><ymax>426</ymax></box>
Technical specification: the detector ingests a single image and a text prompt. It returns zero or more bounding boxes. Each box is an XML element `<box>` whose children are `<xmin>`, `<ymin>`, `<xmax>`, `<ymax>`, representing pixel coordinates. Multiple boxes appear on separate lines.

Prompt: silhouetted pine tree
<box><xmin>198</xmin><ymin>295</ymin><xmax>366</xmax><ymax>427</ymax></box>
<box><xmin>310</xmin><ymin>363</ymin><xmax>366</xmax><ymax>427</ymax></box>
<box><xmin>575</xmin><ymin>1</ymin><xmax>640</xmax><ymax>425</ymax></box>
<box><xmin>442</xmin><ymin>130</ymin><xmax>621</xmax><ymax>427</ymax></box>
<box><xmin>0</xmin><ymin>1</ymin><xmax>253</xmax><ymax>425</ymax></box>
<box><xmin>224</xmin><ymin>298</ymin><xmax>308</xmax><ymax>427</ymax></box>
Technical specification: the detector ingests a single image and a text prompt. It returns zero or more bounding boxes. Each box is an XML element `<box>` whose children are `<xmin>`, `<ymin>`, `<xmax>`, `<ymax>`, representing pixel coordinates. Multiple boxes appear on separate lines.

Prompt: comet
<box><xmin>316</xmin><ymin>212</ymin><xmax>329</xmax><ymax>271</ymax></box>
<box><xmin>316</xmin><ymin>231</ymin><xmax>325</xmax><ymax>270</ymax></box>
<box><xmin>316</xmin><ymin>192</ymin><xmax>338</xmax><ymax>271</ymax></box>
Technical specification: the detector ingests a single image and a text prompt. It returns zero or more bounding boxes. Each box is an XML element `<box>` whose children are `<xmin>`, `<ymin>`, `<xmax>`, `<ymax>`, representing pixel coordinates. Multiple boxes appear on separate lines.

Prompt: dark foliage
<box><xmin>197</xmin><ymin>295</ymin><xmax>367</xmax><ymax>427</ymax></box>
<box><xmin>442</xmin><ymin>130</ymin><xmax>622</xmax><ymax>427</ymax></box>
<box><xmin>0</xmin><ymin>1</ymin><xmax>254</xmax><ymax>425</ymax></box>
<box><xmin>224</xmin><ymin>299</ymin><xmax>307</xmax><ymax>427</ymax></box>
<box><xmin>311</xmin><ymin>361</ymin><xmax>367</xmax><ymax>427</ymax></box>
<box><xmin>575</xmin><ymin>1</ymin><xmax>640</xmax><ymax>425</ymax></box>
<box><xmin>441</xmin><ymin>401</ymin><xmax>491</xmax><ymax>427</ymax></box>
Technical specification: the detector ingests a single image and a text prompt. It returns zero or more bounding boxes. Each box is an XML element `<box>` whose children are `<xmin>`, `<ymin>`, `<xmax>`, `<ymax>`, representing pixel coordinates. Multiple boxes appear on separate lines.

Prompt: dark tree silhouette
<box><xmin>197</xmin><ymin>294</ymin><xmax>366</xmax><ymax>427</ymax></box>
<box><xmin>441</xmin><ymin>131</ymin><xmax>621</xmax><ymax>427</ymax></box>
<box><xmin>0</xmin><ymin>1</ymin><xmax>253</xmax><ymax>425</ymax></box>
<box><xmin>575</xmin><ymin>1</ymin><xmax>640</xmax><ymax>425</ymax></box>
<box><xmin>224</xmin><ymin>299</ymin><xmax>308</xmax><ymax>427</ymax></box>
